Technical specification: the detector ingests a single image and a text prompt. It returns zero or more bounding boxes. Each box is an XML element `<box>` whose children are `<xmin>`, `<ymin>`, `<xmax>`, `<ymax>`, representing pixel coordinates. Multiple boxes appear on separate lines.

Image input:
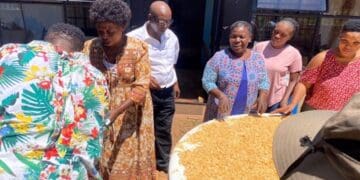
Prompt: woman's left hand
<box><xmin>251</xmin><ymin>91</ymin><xmax>268</xmax><ymax>114</ymax></box>
<box><xmin>252</xmin><ymin>98</ymin><xmax>267</xmax><ymax>114</ymax></box>
<box><xmin>257</xmin><ymin>97</ymin><xmax>268</xmax><ymax>114</ymax></box>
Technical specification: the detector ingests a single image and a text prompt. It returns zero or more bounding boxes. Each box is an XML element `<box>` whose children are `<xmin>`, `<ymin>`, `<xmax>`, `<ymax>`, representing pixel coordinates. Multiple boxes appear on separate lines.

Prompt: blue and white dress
<box><xmin>202</xmin><ymin>48</ymin><xmax>270</xmax><ymax>121</ymax></box>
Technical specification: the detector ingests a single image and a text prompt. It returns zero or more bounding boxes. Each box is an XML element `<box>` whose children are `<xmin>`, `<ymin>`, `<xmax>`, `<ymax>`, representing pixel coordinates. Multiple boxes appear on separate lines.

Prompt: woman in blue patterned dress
<box><xmin>202</xmin><ymin>21</ymin><xmax>270</xmax><ymax>121</ymax></box>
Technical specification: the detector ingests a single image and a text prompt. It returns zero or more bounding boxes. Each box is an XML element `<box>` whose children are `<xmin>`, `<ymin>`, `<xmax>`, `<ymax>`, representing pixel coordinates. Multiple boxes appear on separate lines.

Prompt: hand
<box><xmin>108</xmin><ymin>100</ymin><xmax>134</xmax><ymax>125</ymax></box>
<box><xmin>218</xmin><ymin>94</ymin><xmax>230</xmax><ymax>114</ymax></box>
<box><xmin>280</xmin><ymin>98</ymin><xmax>289</xmax><ymax>108</ymax></box>
<box><xmin>272</xmin><ymin>105</ymin><xmax>294</xmax><ymax>115</ymax></box>
<box><xmin>251</xmin><ymin>97</ymin><xmax>267</xmax><ymax>114</ymax></box>
<box><xmin>150</xmin><ymin>76</ymin><xmax>161</xmax><ymax>90</ymax></box>
<box><xmin>109</xmin><ymin>111</ymin><xmax>120</xmax><ymax>125</ymax></box>
<box><xmin>217</xmin><ymin>117</ymin><xmax>225</xmax><ymax>122</ymax></box>
<box><xmin>173</xmin><ymin>82</ymin><xmax>181</xmax><ymax>98</ymax></box>
<box><xmin>109</xmin><ymin>107</ymin><xmax>125</xmax><ymax>124</ymax></box>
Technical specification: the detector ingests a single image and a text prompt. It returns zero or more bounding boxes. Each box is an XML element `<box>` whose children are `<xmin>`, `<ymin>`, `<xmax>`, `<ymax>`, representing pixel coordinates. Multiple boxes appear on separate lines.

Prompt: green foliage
<box><xmin>13</xmin><ymin>152</ymin><xmax>41</xmax><ymax>172</ymax></box>
<box><xmin>1</xmin><ymin>125</ymin><xmax>28</xmax><ymax>151</ymax></box>
<box><xmin>18</xmin><ymin>51</ymin><xmax>36</xmax><ymax>66</ymax></box>
<box><xmin>93</xmin><ymin>111</ymin><xmax>105</xmax><ymax>127</ymax></box>
<box><xmin>86</xmin><ymin>138</ymin><xmax>101</xmax><ymax>159</ymax></box>
<box><xmin>0</xmin><ymin>63</ymin><xmax>25</xmax><ymax>89</ymax></box>
<box><xmin>83</xmin><ymin>85</ymin><xmax>101</xmax><ymax>112</ymax></box>
<box><xmin>0</xmin><ymin>159</ymin><xmax>15</xmax><ymax>177</ymax></box>
<box><xmin>1</xmin><ymin>93</ymin><xmax>19</xmax><ymax>107</ymax></box>
<box><xmin>21</xmin><ymin>84</ymin><xmax>54</xmax><ymax>120</ymax></box>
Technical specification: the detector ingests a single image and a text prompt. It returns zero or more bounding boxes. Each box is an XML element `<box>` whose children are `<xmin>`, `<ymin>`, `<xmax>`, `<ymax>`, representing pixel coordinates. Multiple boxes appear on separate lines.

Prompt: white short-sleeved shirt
<box><xmin>127</xmin><ymin>22</ymin><xmax>180</xmax><ymax>88</ymax></box>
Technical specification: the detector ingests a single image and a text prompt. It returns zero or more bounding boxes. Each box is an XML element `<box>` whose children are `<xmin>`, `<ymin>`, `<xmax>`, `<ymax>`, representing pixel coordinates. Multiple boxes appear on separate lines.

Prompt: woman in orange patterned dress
<box><xmin>83</xmin><ymin>0</ymin><xmax>156</xmax><ymax>179</ymax></box>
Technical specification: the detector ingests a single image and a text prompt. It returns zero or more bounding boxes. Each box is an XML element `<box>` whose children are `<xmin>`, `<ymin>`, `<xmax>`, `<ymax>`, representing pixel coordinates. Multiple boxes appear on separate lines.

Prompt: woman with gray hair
<box><xmin>202</xmin><ymin>21</ymin><xmax>270</xmax><ymax>121</ymax></box>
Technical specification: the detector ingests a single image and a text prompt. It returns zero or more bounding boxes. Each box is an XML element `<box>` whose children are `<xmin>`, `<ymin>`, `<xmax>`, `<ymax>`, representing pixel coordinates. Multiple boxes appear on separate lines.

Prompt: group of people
<box><xmin>0</xmin><ymin>0</ymin><xmax>178</xmax><ymax>179</ymax></box>
<box><xmin>202</xmin><ymin>18</ymin><xmax>360</xmax><ymax>120</ymax></box>
<box><xmin>0</xmin><ymin>0</ymin><xmax>359</xmax><ymax>179</ymax></box>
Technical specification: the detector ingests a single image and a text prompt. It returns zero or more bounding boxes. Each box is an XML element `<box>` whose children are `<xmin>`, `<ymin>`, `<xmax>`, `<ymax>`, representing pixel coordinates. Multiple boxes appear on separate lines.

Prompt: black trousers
<box><xmin>151</xmin><ymin>87</ymin><xmax>175</xmax><ymax>172</ymax></box>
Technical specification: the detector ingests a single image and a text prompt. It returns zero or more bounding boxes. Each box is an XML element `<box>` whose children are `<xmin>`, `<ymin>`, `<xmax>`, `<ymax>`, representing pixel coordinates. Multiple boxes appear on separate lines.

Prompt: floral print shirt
<box><xmin>300</xmin><ymin>50</ymin><xmax>360</xmax><ymax>111</ymax></box>
<box><xmin>202</xmin><ymin>49</ymin><xmax>270</xmax><ymax>120</ymax></box>
<box><xmin>0</xmin><ymin>41</ymin><xmax>109</xmax><ymax>180</ymax></box>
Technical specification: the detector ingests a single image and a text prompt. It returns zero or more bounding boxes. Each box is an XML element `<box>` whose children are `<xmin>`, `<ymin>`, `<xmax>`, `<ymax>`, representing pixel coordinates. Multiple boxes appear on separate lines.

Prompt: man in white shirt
<box><xmin>127</xmin><ymin>0</ymin><xmax>180</xmax><ymax>173</ymax></box>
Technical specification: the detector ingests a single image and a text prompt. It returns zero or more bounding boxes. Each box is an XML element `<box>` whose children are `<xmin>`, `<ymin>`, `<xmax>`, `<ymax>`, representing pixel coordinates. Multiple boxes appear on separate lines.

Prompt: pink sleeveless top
<box><xmin>300</xmin><ymin>50</ymin><xmax>360</xmax><ymax>111</ymax></box>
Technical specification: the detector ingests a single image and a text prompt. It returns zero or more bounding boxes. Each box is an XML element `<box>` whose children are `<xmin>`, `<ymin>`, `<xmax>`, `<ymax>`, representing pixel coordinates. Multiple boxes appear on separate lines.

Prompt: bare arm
<box><xmin>109</xmin><ymin>43</ymin><xmax>151</xmax><ymax>123</ymax></box>
<box><xmin>256</xmin><ymin>90</ymin><xmax>269</xmax><ymax>114</ymax></box>
<box><xmin>109</xmin><ymin>99</ymin><xmax>134</xmax><ymax>123</ymax></box>
<box><xmin>202</xmin><ymin>54</ymin><xmax>230</xmax><ymax>113</ymax></box>
<box><xmin>209</xmin><ymin>88</ymin><xmax>230</xmax><ymax>114</ymax></box>
<box><xmin>273</xmin><ymin>51</ymin><xmax>327</xmax><ymax>114</ymax></box>
<box><xmin>280</xmin><ymin>72</ymin><xmax>300</xmax><ymax>107</ymax></box>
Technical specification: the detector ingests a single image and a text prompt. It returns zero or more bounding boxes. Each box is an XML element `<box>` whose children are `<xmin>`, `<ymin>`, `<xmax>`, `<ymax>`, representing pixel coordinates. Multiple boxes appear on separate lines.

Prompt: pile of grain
<box><xmin>177</xmin><ymin>116</ymin><xmax>282</xmax><ymax>179</ymax></box>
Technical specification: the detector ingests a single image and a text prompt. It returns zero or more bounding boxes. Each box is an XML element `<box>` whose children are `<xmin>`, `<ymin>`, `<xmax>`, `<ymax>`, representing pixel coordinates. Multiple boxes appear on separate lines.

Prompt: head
<box><xmin>148</xmin><ymin>1</ymin><xmax>173</xmax><ymax>36</ymax></box>
<box><xmin>228</xmin><ymin>21</ymin><xmax>253</xmax><ymax>57</ymax></box>
<box><xmin>337</xmin><ymin>20</ymin><xmax>360</xmax><ymax>59</ymax></box>
<box><xmin>89</xmin><ymin>0</ymin><xmax>131</xmax><ymax>47</ymax></box>
<box><xmin>44</xmin><ymin>23</ymin><xmax>85</xmax><ymax>53</ymax></box>
<box><xmin>270</xmin><ymin>18</ymin><xmax>299</xmax><ymax>49</ymax></box>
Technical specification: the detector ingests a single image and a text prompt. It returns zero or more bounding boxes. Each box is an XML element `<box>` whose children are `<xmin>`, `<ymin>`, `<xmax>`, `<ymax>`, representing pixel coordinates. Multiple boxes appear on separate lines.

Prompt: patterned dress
<box><xmin>0</xmin><ymin>41</ymin><xmax>109</xmax><ymax>179</ymax></box>
<box><xmin>300</xmin><ymin>50</ymin><xmax>360</xmax><ymax>111</ymax></box>
<box><xmin>202</xmin><ymin>49</ymin><xmax>270</xmax><ymax>120</ymax></box>
<box><xmin>83</xmin><ymin>37</ymin><xmax>156</xmax><ymax>179</ymax></box>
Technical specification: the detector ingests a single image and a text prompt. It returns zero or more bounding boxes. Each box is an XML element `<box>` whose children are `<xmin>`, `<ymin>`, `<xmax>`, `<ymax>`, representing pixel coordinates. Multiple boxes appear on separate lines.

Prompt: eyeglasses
<box><xmin>150</xmin><ymin>16</ymin><xmax>173</xmax><ymax>26</ymax></box>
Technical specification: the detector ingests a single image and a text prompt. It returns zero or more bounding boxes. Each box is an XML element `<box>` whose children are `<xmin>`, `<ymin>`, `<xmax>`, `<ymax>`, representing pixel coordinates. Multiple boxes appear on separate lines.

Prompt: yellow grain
<box><xmin>177</xmin><ymin>116</ymin><xmax>282</xmax><ymax>179</ymax></box>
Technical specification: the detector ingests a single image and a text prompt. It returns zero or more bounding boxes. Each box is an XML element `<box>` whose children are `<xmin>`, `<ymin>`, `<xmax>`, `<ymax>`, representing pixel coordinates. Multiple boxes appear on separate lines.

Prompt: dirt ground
<box><xmin>172</xmin><ymin>103</ymin><xmax>205</xmax><ymax>143</ymax></box>
<box><xmin>157</xmin><ymin>102</ymin><xmax>205</xmax><ymax>180</ymax></box>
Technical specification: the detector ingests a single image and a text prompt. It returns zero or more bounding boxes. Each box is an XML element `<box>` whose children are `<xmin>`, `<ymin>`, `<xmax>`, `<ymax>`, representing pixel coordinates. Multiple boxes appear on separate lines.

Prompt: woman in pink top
<box><xmin>254</xmin><ymin>18</ymin><xmax>302</xmax><ymax>112</ymax></box>
<box><xmin>275</xmin><ymin>20</ymin><xmax>360</xmax><ymax>114</ymax></box>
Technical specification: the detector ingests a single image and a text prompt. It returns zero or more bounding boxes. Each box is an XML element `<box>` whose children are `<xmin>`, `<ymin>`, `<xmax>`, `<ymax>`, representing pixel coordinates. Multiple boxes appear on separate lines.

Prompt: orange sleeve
<box><xmin>130</xmin><ymin>42</ymin><xmax>151</xmax><ymax>104</ymax></box>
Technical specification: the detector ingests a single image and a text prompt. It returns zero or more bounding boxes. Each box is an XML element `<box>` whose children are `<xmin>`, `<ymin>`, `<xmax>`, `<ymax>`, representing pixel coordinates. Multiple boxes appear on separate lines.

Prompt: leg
<box><xmin>151</xmin><ymin>88</ymin><xmax>175</xmax><ymax>173</ymax></box>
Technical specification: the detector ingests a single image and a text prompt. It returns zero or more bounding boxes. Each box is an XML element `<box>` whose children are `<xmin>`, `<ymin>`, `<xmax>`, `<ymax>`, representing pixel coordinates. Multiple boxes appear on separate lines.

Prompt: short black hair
<box><xmin>341</xmin><ymin>20</ymin><xmax>360</xmax><ymax>33</ymax></box>
<box><xmin>45</xmin><ymin>23</ymin><xmax>85</xmax><ymax>51</ymax></box>
<box><xmin>89</xmin><ymin>0</ymin><xmax>131</xmax><ymax>28</ymax></box>
<box><xmin>230</xmin><ymin>21</ymin><xmax>253</xmax><ymax>38</ymax></box>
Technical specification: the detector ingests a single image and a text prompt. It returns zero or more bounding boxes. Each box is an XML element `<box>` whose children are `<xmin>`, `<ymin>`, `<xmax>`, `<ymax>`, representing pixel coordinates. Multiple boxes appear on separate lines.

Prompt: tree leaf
<box><xmin>0</xmin><ymin>126</ymin><xmax>28</xmax><ymax>151</ymax></box>
<box><xmin>0</xmin><ymin>107</ymin><xmax>5</xmax><ymax>116</ymax></box>
<box><xmin>1</xmin><ymin>93</ymin><xmax>19</xmax><ymax>107</ymax></box>
<box><xmin>3</xmin><ymin>112</ymin><xmax>15</xmax><ymax>119</ymax></box>
<box><xmin>18</xmin><ymin>51</ymin><xmax>36</xmax><ymax>66</ymax></box>
<box><xmin>0</xmin><ymin>159</ymin><xmax>16</xmax><ymax>177</ymax></box>
<box><xmin>93</xmin><ymin>111</ymin><xmax>105</xmax><ymax>127</ymax></box>
<box><xmin>13</xmin><ymin>152</ymin><xmax>41</xmax><ymax>172</ymax></box>
<box><xmin>0</xmin><ymin>63</ymin><xmax>25</xmax><ymax>89</ymax></box>
<box><xmin>21</xmin><ymin>84</ymin><xmax>54</xmax><ymax>120</ymax></box>
<box><xmin>83</xmin><ymin>85</ymin><xmax>101</xmax><ymax>112</ymax></box>
<box><xmin>86</xmin><ymin>138</ymin><xmax>101</xmax><ymax>159</ymax></box>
